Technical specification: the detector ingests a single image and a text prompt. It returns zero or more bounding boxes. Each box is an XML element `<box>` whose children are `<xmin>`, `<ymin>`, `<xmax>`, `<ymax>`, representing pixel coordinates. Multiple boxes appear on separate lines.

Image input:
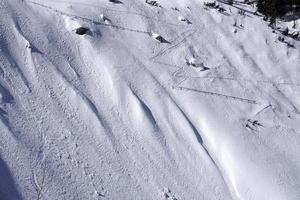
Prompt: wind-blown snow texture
<box><xmin>0</xmin><ymin>0</ymin><xmax>300</xmax><ymax>199</ymax></box>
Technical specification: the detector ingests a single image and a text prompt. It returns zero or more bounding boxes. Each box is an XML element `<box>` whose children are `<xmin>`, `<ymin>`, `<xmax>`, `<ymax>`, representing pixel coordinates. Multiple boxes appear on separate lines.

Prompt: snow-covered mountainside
<box><xmin>0</xmin><ymin>0</ymin><xmax>299</xmax><ymax>199</ymax></box>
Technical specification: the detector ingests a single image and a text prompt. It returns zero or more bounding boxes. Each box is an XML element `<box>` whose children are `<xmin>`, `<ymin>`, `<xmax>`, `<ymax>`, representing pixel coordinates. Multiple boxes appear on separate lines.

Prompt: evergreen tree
<box><xmin>256</xmin><ymin>0</ymin><xmax>300</xmax><ymax>19</ymax></box>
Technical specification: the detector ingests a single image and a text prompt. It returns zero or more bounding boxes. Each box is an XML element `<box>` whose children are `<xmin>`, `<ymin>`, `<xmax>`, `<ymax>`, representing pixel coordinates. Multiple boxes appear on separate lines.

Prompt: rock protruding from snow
<box><xmin>151</xmin><ymin>32</ymin><xmax>170</xmax><ymax>43</ymax></box>
<box><xmin>100</xmin><ymin>14</ymin><xmax>111</xmax><ymax>24</ymax></box>
<box><xmin>162</xmin><ymin>188</ymin><xmax>178</xmax><ymax>200</ymax></box>
<box><xmin>75</xmin><ymin>27</ymin><xmax>89</xmax><ymax>35</ymax></box>
<box><xmin>178</xmin><ymin>16</ymin><xmax>192</xmax><ymax>24</ymax></box>
<box><xmin>109</xmin><ymin>0</ymin><xmax>123</xmax><ymax>4</ymax></box>
<box><xmin>186</xmin><ymin>57</ymin><xmax>210</xmax><ymax>71</ymax></box>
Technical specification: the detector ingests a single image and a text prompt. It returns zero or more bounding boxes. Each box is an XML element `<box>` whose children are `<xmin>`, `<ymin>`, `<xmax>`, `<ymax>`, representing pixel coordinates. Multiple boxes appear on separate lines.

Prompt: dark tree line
<box><xmin>257</xmin><ymin>0</ymin><xmax>300</xmax><ymax>20</ymax></box>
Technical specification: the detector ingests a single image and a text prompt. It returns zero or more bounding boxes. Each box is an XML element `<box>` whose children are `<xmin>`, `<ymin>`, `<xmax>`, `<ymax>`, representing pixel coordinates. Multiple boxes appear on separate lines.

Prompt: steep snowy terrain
<box><xmin>0</xmin><ymin>0</ymin><xmax>300</xmax><ymax>199</ymax></box>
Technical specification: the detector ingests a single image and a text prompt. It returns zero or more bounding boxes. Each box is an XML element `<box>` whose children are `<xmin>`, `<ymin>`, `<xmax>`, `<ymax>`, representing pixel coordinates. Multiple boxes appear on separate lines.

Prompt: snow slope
<box><xmin>0</xmin><ymin>0</ymin><xmax>300</xmax><ymax>199</ymax></box>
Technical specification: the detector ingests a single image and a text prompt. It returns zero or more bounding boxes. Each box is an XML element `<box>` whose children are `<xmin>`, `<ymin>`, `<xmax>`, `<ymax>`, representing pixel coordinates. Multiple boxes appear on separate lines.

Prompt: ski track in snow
<box><xmin>0</xmin><ymin>0</ymin><xmax>300</xmax><ymax>199</ymax></box>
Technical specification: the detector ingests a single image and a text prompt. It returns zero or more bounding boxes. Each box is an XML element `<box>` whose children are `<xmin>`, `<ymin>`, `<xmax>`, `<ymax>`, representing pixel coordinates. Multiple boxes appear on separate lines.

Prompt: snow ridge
<box><xmin>0</xmin><ymin>0</ymin><xmax>299</xmax><ymax>199</ymax></box>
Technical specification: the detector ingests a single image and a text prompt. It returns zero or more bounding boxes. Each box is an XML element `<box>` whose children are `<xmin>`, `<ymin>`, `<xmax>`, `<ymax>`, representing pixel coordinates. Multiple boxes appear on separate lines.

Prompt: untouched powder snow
<box><xmin>0</xmin><ymin>0</ymin><xmax>300</xmax><ymax>199</ymax></box>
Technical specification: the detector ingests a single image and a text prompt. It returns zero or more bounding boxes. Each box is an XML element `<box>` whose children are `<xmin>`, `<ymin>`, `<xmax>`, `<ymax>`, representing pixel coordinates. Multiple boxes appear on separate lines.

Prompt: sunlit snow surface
<box><xmin>0</xmin><ymin>0</ymin><xmax>300</xmax><ymax>199</ymax></box>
